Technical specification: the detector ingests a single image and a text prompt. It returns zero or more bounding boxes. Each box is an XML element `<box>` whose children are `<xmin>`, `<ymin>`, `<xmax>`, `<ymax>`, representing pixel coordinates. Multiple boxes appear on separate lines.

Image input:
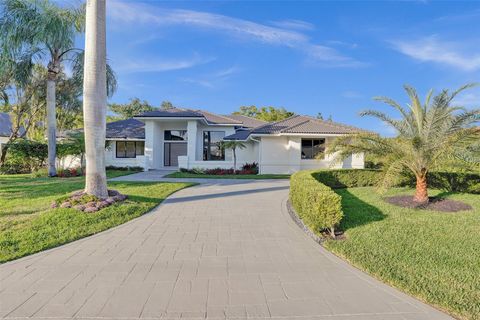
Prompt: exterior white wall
<box><xmin>105</xmin><ymin>141</ymin><xmax>145</xmax><ymax>168</ymax></box>
<box><xmin>259</xmin><ymin>135</ymin><xmax>364</xmax><ymax>174</ymax></box>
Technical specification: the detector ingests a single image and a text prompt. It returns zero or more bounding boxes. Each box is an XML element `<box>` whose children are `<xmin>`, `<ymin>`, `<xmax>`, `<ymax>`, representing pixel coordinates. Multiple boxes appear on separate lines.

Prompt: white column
<box><xmin>144</xmin><ymin>121</ymin><xmax>154</xmax><ymax>170</ymax></box>
<box><xmin>187</xmin><ymin>120</ymin><xmax>198</xmax><ymax>167</ymax></box>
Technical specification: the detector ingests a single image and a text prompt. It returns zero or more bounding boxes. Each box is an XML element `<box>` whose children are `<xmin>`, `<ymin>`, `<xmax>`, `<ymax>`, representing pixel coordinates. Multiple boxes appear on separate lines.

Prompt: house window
<box><xmin>116</xmin><ymin>141</ymin><xmax>144</xmax><ymax>158</ymax></box>
<box><xmin>164</xmin><ymin>130</ymin><xmax>187</xmax><ymax>141</ymax></box>
<box><xmin>301</xmin><ymin>139</ymin><xmax>325</xmax><ymax>159</ymax></box>
<box><xmin>203</xmin><ymin>131</ymin><xmax>225</xmax><ymax>161</ymax></box>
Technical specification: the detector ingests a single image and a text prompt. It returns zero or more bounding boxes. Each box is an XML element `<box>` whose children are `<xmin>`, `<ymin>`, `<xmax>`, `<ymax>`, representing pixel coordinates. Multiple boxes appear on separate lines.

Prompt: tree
<box><xmin>1</xmin><ymin>0</ymin><xmax>116</xmax><ymax>177</ymax></box>
<box><xmin>109</xmin><ymin>98</ymin><xmax>156</xmax><ymax>120</ymax></box>
<box><xmin>83</xmin><ymin>0</ymin><xmax>108</xmax><ymax>198</ymax></box>
<box><xmin>220</xmin><ymin>140</ymin><xmax>246</xmax><ymax>171</ymax></box>
<box><xmin>161</xmin><ymin>100</ymin><xmax>174</xmax><ymax>110</ymax></box>
<box><xmin>0</xmin><ymin>65</ymin><xmax>46</xmax><ymax>165</ymax></box>
<box><xmin>233</xmin><ymin>105</ymin><xmax>294</xmax><ymax>122</ymax></box>
<box><xmin>328</xmin><ymin>84</ymin><xmax>480</xmax><ymax>204</ymax></box>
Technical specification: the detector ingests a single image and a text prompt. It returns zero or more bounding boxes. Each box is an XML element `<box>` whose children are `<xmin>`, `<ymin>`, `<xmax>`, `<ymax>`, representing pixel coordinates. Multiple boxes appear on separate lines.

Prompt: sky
<box><xmin>74</xmin><ymin>0</ymin><xmax>480</xmax><ymax>134</ymax></box>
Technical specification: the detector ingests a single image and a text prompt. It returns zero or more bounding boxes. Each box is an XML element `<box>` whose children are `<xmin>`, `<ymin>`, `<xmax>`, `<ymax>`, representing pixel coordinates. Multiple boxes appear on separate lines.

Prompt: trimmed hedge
<box><xmin>311</xmin><ymin>169</ymin><xmax>382</xmax><ymax>188</ymax></box>
<box><xmin>310</xmin><ymin>169</ymin><xmax>479</xmax><ymax>194</ymax></box>
<box><xmin>290</xmin><ymin>171</ymin><xmax>343</xmax><ymax>236</ymax></box>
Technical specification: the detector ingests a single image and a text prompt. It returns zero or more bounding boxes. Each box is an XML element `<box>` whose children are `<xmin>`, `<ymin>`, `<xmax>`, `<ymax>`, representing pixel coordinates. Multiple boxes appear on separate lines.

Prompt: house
<box><xmin>100</xmin><ymin>108</ymin><xmax>364</xmax><ymax>174</ymax></box>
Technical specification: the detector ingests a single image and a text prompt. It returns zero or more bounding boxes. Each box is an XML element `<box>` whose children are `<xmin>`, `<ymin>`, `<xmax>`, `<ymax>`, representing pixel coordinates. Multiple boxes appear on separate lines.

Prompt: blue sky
<box><xmin>80</xmin><ymin>1</ymin><xmax>480</xmax><ymax>134</ymax></box>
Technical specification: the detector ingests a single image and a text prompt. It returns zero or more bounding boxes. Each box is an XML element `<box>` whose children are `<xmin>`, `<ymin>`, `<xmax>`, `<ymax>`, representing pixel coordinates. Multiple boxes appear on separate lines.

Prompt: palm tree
<box><xmin>82</xmin><ymin>0</ymin><xmax>108</xmax><ymax>198</ymax></box>
<box><xmin>221</xmin><ymin>140</ymin><xmax>247</xmax><ymax>171</ymax></box>
<box><xmin>328</xmin><ymin>84</ymin><xmax>480</xmax><ymax>204</ymax></box>
<box><xmin>0</xmin><ymin>0</ymin><xmax>116</xmax><ymax>177</ymax></box>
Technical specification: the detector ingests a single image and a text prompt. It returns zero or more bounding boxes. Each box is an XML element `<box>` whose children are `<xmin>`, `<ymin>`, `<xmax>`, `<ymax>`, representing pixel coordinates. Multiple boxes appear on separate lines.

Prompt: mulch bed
<box><xmin>52</xmin><ymin>189</ymin><xmax>127</xmax><ymax>213</ymax></box>
<box><xmin>385</xmin><ymin>195</ymin><xmax>472</xmax><ymax>212</ymax></box>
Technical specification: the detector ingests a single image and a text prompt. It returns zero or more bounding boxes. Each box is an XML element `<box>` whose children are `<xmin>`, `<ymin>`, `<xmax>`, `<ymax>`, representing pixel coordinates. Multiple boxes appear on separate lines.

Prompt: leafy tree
<box><xmin>233</xmin><ymin>105</ymin><xmax>294</xmax><ymax>122</ymax></box>
<box><xmin>161</xmin><ymin>100</ymin><xmax>174</xmax><ymax>110</ymax></box>
<box><xmin>220</xmin><ymin>140</ymin><xmax>246</xmax><ymax>170</ymax></box>
<box><xmin>0</xmin><ymin>0</ymin><xmax>117</xmax><ymax>176</ymax></box>
<box><xmin>109</xmin><ymin>98</ymin><xmax>156</xmax><ymax>120</ymax></box>
<box><xmin>0</xmin><ymin>65</ymin><xmax>46</xmax><ymax>165</ymax></box>
<box><xmin>328</xmin><ymin>84</ymin><xmax>480</xmax><ymax>204</ymax></box>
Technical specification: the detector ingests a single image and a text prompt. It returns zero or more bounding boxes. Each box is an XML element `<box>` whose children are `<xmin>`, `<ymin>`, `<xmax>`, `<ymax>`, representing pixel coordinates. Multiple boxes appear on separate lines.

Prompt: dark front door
<box><xmin>164</xmin><ymin>143</ymin><xmax>187</xmax><ymax>167</ymax></box>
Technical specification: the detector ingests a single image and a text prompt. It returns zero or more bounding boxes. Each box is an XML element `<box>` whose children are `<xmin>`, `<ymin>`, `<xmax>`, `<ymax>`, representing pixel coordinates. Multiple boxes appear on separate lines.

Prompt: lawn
<box><xmin>0</xmin><ymin>171</ymin><xmax>192</xmax><ymax>263</ymax></box>
<box><xmin>324</xmin><ymin>187</ymin><xmax>480</xmax><ymax>320</ymax></box>
<box><xmin>166</xmin><ymin>171</ymin><xmax>290</xmax><ymax>179</ymax></box>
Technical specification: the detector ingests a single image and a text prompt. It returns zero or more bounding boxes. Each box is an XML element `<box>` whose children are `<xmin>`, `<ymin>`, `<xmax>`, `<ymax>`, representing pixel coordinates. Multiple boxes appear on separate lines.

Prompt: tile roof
<box><xmin>135</xmin><ymin>108</ymin><xmax>241</xmax><ymax>125</ymax></box>
<box><xmin>106</xmin><ymin>118</ymin><xmax>145</xmax><ymax>139</ymax></box>
<box><xmin>224</xmin><ymin>114</ymin><xmax>268</xmax><ymax>128</ymax></box>
<box><xmin>194</xmin><ymin>110</ymin><xmax>242</xmax><ymax>125</ymax></box>
<box><xmin>58</xmin><ymin>118</ymin><xmax>145</xmax><ymax>140</ymax></box>
<box><xmin>252</xmin><ymin>115</ymin><xmax>362</xmax><ymax>135</ymax></box>
<box><xmin>224</xmin><ymin>129</ymin><xmax>252</xmax><ymax>141</ymax></box>
<box><xmin>135</xmin><ymin>108</ymin><xmax>204</xmax><ymax>118</ymax></box>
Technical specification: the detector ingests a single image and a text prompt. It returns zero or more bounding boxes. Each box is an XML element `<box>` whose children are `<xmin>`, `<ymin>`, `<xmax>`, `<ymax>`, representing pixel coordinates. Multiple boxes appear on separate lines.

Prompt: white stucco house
<box><xmin>100</xmin><ymin>108</ymin><xmax>364</xmax><ymax>174</ymax></box>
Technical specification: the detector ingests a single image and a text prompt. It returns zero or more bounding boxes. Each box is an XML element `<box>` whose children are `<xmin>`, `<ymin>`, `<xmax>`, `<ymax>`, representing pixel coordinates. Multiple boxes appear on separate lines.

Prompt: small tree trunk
<box><xmin>46</xmin><ymin>76</ymin><xmax>57</xmax><ymax>176</ymax></box>
<box><xmin>0</xmin><ymin>144</ymin><xmax>8</xmax><ymax>166</ymax></box>
<box><xmin>233</xmin><ymin>147</ymin><xmax>237</xmax><ymax>171</ymax></box>
<box><xmin>413</xmin><ymin>174</ymin><xmax>429</xmax><ymax>204</ymax></box>
<box><xmin>83</xmin><ymin>0</ymin><xmax>108</xmax><ymax>198</ymax></box>
<box><xmin>330</xmin><ymin>226</ymin><xmax>336</xmax><ymax>239</ymax></box>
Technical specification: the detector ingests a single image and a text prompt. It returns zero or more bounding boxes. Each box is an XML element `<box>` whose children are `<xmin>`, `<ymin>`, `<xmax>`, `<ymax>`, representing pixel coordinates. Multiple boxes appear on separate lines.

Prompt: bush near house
<box><xmin>311</xmin><ymin>169</ymin><xmax>479</xmax><ymax>194</ymax></box>
<box><xmin>179</xmin><ymin>162</ymin><xmax>259</xmax><ymax>175</ymax></box>
<box><xmin>289</xmin><ymin>170</ymin><xmax>343</xmax><ymax>237</ymax></box>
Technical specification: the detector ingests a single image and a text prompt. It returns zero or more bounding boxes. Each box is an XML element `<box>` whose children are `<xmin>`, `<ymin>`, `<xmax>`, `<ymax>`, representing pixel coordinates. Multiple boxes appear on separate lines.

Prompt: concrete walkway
<box><xmin>0</xmin><ymin>180</ymin><xmax>451</xmax><ymax>319</ymax></box>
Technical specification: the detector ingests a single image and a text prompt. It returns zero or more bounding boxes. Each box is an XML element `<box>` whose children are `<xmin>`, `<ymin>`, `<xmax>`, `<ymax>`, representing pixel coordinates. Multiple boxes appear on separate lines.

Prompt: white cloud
<box><xmin>114</xmin><ymin>55</ymin><xmax>214</xmax><ymax>73</ymax></box>
<box><xmin>452</xmin><ymin>92</ymin><xmax>480</xmax><ymax>108</ymax></box>
<box><xmin>108</xmin><ymin>0</ymin><xmax>362</xmax><ymax>67</ymax></box>
<box><xmin>181</xmin><ymin>66</ymin><xmax>241</xmax><ymax>89</ymax></box>
<box><xmin>342</xmin><ymin>90</ymin><xmax>363</xmax><ymax>99</ymax></box>
<box><xmin>269</xmin><ymin>19</ymin><xmax>315</xmax><ymax>31</ymax></box>
<box><xmin>391</xmin><ymin>36</ymin><xmax>480</xmax><ymax>71</ymax></box>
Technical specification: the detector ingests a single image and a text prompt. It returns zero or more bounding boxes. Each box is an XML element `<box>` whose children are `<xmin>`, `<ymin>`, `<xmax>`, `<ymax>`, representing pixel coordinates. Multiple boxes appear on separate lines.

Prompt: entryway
<box><xmin>164</xmin><ymin>142</ymin><xmax>187</xmax><ymax>167</ymax></box>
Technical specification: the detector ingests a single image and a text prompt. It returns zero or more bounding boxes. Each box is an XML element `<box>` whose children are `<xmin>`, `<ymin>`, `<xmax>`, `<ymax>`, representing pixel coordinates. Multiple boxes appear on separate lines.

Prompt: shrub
<box><xmin>105</xmin><ymin>165</ymin><xmax>143</xmax><ymax>172</ymax></box>
<box><xmin>290</xmin><ymin>171</ymin><xmax>343</xmax><ymax>237</ymax></box>
<box><xmin>310</xmin><ymin>169</ymin><xmax>479</xmax><ymax>194</ymax></box>
<box><xmin>242</xmin><ymin>162</ymin><xmax>259</xmax><ymax>173</ymax></box>
<box><xmin>311</xmin><ymin>169</ymin><xmax>383</xmax><ymax>188</ymax></box>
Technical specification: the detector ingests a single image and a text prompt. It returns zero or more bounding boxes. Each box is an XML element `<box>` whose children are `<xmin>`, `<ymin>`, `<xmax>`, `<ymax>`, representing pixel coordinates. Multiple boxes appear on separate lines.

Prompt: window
<box><xmin>301</xmin><ymin>139</ymin><xmax>325</xmax><ymax>159</ymax></box>
<box><xmin>116</xmin><ymin>141</ymin><xmax>144</xmax><ymax>158</ymax></box>
<box><xmin>203</xmin><ymin>131</ymin><xmax>225</xmax><ymax>161</ymax></box>
<box><xmin>164</xmin><ymin>130</ymin><xmax>187</xmax><ymax>141</ymax></box>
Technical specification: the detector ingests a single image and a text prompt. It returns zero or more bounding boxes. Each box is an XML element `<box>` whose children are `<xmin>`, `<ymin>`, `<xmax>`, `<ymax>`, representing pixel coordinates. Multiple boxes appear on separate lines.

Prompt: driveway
<box><xmin>0</xmin><ymin>180</ymin><xmax>451</xmax><ymax>319</ymax></box>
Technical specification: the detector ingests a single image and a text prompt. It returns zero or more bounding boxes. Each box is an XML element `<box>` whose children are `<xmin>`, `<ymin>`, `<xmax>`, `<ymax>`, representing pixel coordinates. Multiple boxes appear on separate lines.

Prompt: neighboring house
<box><xmin>0</xmin><ymin>113</ymin><xmax>11</xmax><ymax>149</ymax></box>
<box><xmin>106</xmin><ymin>107</ymin><xmax>364</xmax><ymax>174</ymax></box>
<box><xmin>0</xmin><ymin>112</ymin><xmax>26</xmax><ymax>154</ymax></box>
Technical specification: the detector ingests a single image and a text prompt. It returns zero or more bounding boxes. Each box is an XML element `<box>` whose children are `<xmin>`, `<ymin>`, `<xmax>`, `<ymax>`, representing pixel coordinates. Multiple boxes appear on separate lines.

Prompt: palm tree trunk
<box><xmin>46</xmin><ymin>76</ymin><xmax>57</xmax><ymax>176</ymax></box>
<box><xmin>82</xmin><ymin>0</ymin><xmax>108</xmax><ymax>198</ymax></box>
<box><xmin>413</xmin><ymin>174</ymin><xmax>428</xmax><ymax>204</ymax></box>
<box><xmin>233</xmin><ymin>147</ymin><xmax>237</xmax><ymax>171</ymax></box>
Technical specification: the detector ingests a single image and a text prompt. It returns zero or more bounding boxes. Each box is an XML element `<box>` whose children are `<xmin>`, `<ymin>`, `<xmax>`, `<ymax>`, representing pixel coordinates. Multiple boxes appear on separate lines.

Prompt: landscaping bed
<box><xmin>166</xmin><ymin>172</ymin><xmax>290</xmax><ymax>179</ymax></box>
<box><xmin>0</xmin><ymin>171</ymin><xmax>192</xmax><ymax>262</ymax></box>
<box><xmin>289</xmin><ymin>169</ymin><xmax>480</xmax><ymax>319</ymax></box>
<box><xmin>325</xmin><ymin>187</ymin><xmax>479</xmax><ymax>320</ymax></box>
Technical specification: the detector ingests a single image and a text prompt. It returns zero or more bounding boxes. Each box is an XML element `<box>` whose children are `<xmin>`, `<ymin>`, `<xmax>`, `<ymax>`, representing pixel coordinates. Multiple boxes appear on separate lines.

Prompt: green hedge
<box><xmin>311</xmin><ymin>169</ymin><xmax>382</xmax><ymax>188</ymax></box>
<box><xmin>310</xmin><ymin>169</ymin><xmax>479</xmax><ymax>194</ymax></box>
<box><xmin>290</xmin><ymin>171</ymin><xmax>343</xmax><ymax>236</ymax></box>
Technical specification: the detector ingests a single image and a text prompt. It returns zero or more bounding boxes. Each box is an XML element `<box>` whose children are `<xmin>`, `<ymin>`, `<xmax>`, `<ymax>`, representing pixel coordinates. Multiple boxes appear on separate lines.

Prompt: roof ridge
<box><xmin>305</xmin><ymin>115</ymin><xmax>361</xmax><ymax>132</ymax></box>
<box><xmin>251</xmin><ymin>114</ymin><xmax>300</xmax><ymax>133</ymax></box>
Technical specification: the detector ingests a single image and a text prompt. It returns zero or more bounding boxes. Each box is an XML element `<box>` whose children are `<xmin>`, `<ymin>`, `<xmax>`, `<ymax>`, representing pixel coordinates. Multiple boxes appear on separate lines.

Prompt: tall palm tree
<box><xmin>221</xmin><ymin>140</ymin><xmax>247</xmax><ymax>171</ymax></box>
<box><xmin>0</xmin><ymin>0</ymin><xmax>116</xmax><ymax>177</ymax></box>
<box><xmin>82</xmin><ymin>0</ymin><xmax>108</xmax><ymax>198</ymax></box>
<box><xmin>328</xmin><ymin>84</ymin><xmax>480</xmax><ymax>204</ymax></box>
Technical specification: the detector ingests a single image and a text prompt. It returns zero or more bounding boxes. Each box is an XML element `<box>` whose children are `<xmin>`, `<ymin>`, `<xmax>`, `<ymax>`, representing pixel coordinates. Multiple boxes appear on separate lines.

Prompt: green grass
<box><xmin>323</xmin><ymin>187</ymin><xmax>480</xmax><ymax>320</ymax></box>
<box><xmin>0</xmin><ymin>171</ymin><xmax>192</xmax><ymax>263</ymax></box>
<box><xmin>166</xmin><ymin>172</ymin><xmax>290</xmax><ymax>179</ymax></box>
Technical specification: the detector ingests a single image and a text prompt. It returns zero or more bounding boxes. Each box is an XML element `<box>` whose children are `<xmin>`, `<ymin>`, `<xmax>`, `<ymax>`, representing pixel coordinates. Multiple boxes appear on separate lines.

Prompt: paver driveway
<box><xmin>0</xmin><ymin>180</ymin><xmax>451</xmax><ymax>319</ymax></box>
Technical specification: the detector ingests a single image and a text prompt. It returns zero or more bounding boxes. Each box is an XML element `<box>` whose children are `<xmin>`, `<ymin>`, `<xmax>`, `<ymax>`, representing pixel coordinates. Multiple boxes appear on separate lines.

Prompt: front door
<box><xmin>164</xmin><ymin>143</ymin><xmax>187</xmax><ymax>167</ymax></box>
